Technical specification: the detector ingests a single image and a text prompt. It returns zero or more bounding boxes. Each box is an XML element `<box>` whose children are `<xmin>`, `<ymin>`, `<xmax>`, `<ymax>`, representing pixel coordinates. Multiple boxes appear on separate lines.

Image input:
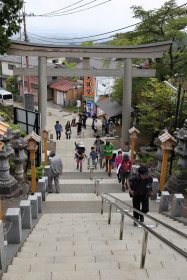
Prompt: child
<box><xmin>89</xmin><ymin>146</ymin><xmax>98</xmax><ymax>169</ymax></box>
<box><xmin>114</xmin><ymin>151</ymin><xmax>123</xmax><ymax>182</ymax></box>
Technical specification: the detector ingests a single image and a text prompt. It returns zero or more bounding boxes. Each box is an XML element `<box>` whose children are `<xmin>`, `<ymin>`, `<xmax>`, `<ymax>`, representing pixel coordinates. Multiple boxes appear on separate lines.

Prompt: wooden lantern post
<box><xmin>159</xmin><ymin>131</ymin><xmax>176</xmax><ymax>192</ymax></box>
<box><xmin>0</xmin><ymin>141</ymin><xmax>4</xmax><ymax>220</ymax></box>
<box><xmin>128</xmin><ymin>126</ymin><xmax>140</xmax><ymax>162</ymax></box>
<box><xmin>24</xmin><ymin>132</ymin><xmax>41</xmax><ymax>193</ymax></box>
<box><xmin>42</xmin><ymin>129</ymin><xmax>49</xmax><ymax>165</ymax></box>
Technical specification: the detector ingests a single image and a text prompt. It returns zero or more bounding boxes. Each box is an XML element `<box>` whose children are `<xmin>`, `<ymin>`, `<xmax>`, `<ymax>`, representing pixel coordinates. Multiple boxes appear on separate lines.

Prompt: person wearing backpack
<box><xmin>103</xmin><ymin>141</ymin><xmax>114</xmax><ymax>176</ymax></box>
<box><xmin>120</xmin><ymin>154</ymin><xmax>132</xmax><ymax>192</ymax></box>
<box><xmin>127</xmin><ymin>166</ymin><xmax>153</xmax><ymax>226</ymax></box>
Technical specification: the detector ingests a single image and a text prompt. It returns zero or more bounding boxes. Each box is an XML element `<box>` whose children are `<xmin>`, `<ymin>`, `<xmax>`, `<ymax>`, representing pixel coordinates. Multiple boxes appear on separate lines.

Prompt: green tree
<box><xmin>6</xmin><ymin>75</ymin><xmax>19</xmax><ymax>95</ymax></box>
<box><xmin>110</xmin><ymin>0</ymin><xmax>187</xmax><ymax>104</ymax></box>
<box><xmin>0</xmin><ymin>0</ymin><xmax>23</xmax><ymax>54</ymax></box>
<box><xmin>136</xmin><ymin>78</ymin><xmax>177</xmax><ymax>133</ymax></box>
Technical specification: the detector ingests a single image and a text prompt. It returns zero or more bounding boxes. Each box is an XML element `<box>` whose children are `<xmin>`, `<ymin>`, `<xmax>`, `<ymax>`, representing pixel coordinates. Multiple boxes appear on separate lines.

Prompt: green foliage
<box><xmin>0</xmin><ymin>104</ymin><xmax>13</xmax><ymax>121</ymax></box>
<box><xmin>137</xmin><ymin>78</ymin><xmax>176</xmax><ymax>132</ymax></box>
<box><xmin>36</xmin><ymin>162</ymin><xmax>45</xmax><ymax>180</ymax></box>
<box><xmin>81</xmin><ymin>41</ymin><xmax>94</xmax><ymax>46</ymax></box>
<box><xmin>6</xmin><ymin>75</ymin><xmax>19</xmax><ymax>95</ymax></box>
<box><xmin>26</xmin><ymin>162</ymin><xmax>45</xmax><ymax>181</ymax></box>
<box><xmin>0</xmin><ymin>0</ymin><xmax>23</xmax><ymax>54</ymax></box>
<box><xmin>110</xmin><ymin>0</ymin><xmax>187</xmax><ymax>79</ymax></box>
<box><xmin>138</xmin><ymin>153</ymin><xmax>156</xmax><ymax>165</ymax></box>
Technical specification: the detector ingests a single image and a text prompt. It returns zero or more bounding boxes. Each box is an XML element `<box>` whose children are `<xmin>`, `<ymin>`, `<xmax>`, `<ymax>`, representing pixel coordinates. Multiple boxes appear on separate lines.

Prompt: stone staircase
<box><xmin>2</xmin><ymin>209</ymin><xmax>187</xmax><ymax>280</ymax></box>
<box><xmin>2</xmin><ymin>137</ymin><xmax>187</xmax><ymax>280</ymax></box>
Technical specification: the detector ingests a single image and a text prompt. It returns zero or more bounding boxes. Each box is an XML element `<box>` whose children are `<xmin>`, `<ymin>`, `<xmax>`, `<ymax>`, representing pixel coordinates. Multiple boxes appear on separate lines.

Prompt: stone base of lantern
<box><xmin>164</xmin><ymin>175</ymin><xmax>187</xmax><ymax>193</ymax></box>
<box><xmin>0</xmin><ymin>176</ymin><xmax>22</xmax><ymax>198</ymax></box>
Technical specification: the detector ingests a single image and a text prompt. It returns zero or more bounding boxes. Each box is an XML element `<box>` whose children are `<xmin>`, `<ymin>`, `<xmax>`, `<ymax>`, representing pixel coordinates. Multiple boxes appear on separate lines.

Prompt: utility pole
<box><xmin>23</xmin><ymin>4</ymin><xmax>31</xmax><ymax>93</ymax></box>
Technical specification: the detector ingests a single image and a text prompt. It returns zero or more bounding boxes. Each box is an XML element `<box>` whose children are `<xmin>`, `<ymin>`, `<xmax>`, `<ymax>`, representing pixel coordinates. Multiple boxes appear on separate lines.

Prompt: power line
<box><xmin>38</xmin><ymin>0</ymin><xmax>101</xmax><ymax>16</ymax></box>
<box><xmin>38</xmin><ymin>0</ymin><xmax>85</xmax><ymax>16</ymax></box>
<box><xmin>28</xmin><ymin>0</ymin><xmax>111</xmax><ymax>17</ymax></box>
<box><xmin>27</xmin><ymin>23</ymin><xmax>137</xmax><ymax>41</ymax></box>
<box><xmin>26</xmin><ymin>2</ymin><xmax>187</xmax><ymax>44</ymax></box>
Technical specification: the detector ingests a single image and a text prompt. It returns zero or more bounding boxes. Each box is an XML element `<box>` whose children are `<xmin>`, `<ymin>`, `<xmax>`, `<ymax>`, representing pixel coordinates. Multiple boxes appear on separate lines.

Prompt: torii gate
<box><xmin>8</xmin><ymin>40</ymin><xmax>171</xmax><ymax>150</ymax></box>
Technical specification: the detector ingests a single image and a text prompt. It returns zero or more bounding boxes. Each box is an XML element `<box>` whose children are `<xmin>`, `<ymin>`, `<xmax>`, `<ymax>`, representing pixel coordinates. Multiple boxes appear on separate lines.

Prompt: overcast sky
<box><xmin>24</xmin><ymin>0</ymin><xmax>186</xmax><ymax>41</ymax></box>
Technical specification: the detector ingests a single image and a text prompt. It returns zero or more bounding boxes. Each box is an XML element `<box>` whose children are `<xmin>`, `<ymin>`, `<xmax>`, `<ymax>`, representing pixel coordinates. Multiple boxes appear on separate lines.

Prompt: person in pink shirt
<box><xmin>114</xmin><ymin>151</ymin><xmax>123</xmax><ymax>183</ymax></box>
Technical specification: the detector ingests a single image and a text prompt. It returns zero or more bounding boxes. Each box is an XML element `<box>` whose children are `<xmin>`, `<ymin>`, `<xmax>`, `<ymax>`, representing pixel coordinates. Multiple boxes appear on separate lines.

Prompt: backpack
<box><xmin>120</xmin><ymin>160</ymin><xmax>132</xmax><ymax>173</ymax></box>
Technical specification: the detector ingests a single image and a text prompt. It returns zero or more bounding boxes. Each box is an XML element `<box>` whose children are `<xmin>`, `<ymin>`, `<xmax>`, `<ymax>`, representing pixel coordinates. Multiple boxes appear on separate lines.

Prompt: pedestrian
<box><xmin>82</xmin><ymin>112</ymin><xmax>88</xmax><ymax>129</ymax></box>
<box><xmin>75</xmin><ymin>142</ymin><xmax>86</xmax><ymax>172</ymax></box>
<box><xmin>65</xmin><ymin>121</ymin><xmax>72</xmax><ymax>139</ymax></box>
<box><xmin>93</xmin><ymin>119</ymin><xmax>98</xmax><ymax>136</ymax></box>
<box><xmin>101</xmin><ymin>116</ymin><xmax>107</xmax><ymax>134</ymax></box>
<box><xmin>120</xmin><ymin>154</ymin><xmax>132</xmax><ymax>192</ymax></box>
<box><xmin>111</xmin><ymin>153</ymin><xmax>116</xmax><ymax>169</ymax></box>
<box><xmin>114</xmin><ymin>151</ymin><xmax>123</xmax><ymax>182</ymax></box>
<box><xmin>71</xmin><ymin>111</ymin><xmax>77</xmax><ymax>127</ymax></box>
<box><xmin>103</xmin><ymin>141</ymin><xmax>114</xmax><ymax>176</ymax></box>
<box><xmin>76</xmin><ymin>119</ymin><xmax>82</xmax><ymax>136</ymax></box>
<box><xmin>55</xmin><ymin>120</ymin><xmax>63</xmax><ymax>140</ymax></box>
<box><xmin>48</xmin><ymin>152</ymin><xmax>63</xmax><ymax>193</ymax></box>
<box><xmin>89</xmin><ymin>146</ymin><xmax>98</xmax><ymax>169</ymax></box>
<box><xmin>127</xmin><ymin>166</ymin><xmax>153</xmax><ymax>226</ymax></box>
<box><xmin>104</xmin><ymin>119</ymin><xmax>110</xmax><ymax>135</ymax></box>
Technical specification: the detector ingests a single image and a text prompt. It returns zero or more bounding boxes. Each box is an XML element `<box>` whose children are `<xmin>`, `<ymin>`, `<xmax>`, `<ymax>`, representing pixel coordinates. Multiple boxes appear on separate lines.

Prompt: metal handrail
<box><xmin>100</xmin><ymin>193</ymin><xmax>187</xmax><ymax>269</ymax></box>
<box><xmin>105</xmin><ymin>193</ymin><xmax>187</xmax><ymax>239</ymax></box>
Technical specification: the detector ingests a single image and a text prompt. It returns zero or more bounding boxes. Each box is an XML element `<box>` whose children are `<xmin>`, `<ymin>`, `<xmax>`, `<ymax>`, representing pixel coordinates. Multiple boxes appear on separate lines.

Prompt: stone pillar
<box><xmin>159</xmin><ymin>191</ymin><xmax>170</xmax><ymax>213</ymax></box>
<box><xmin>171</xmin><ymin>194</ymin><xmax>184</xmax><ymax>217</ymax></box>
<box><xmin>20</xmin><ymin>200</ymin><xmax>32</xmax><ymax>229</ymax></box>
<box><xmin>5</xmin><ymin>208</ymin><xmax>22</xmax><ymax>244</ymax></box>
<box><xmin>121</xmin><ymin>58</ymin><xmax>132</xmax><ymax>151</ymax></box>
<box><xmin>38</xmin><ymin>56</ymin><xmax>47</xmax><ymax>130</ymax></box>
<box><xmin>28</xmin><ymin>195</ymin><xmax>38</xmax><ymax>219</ymax></box>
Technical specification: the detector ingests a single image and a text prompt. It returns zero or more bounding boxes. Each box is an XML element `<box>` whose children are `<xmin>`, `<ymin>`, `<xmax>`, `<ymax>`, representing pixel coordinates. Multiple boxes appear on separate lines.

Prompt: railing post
<box><xmin>108</xmin><ymin>204</ymin><xmax>112</xmax><ymax>224</ymax></box>
<box><xmin>101</xmin><ymin>198</ymin><xmax>104</xmax><ymax>215</ymax></box>
<box><xmin>5</xmin><ymin>208</ymin><xmax>22</xmax><ymax>244</ymax></box>
<box><xmin>140</xmin><ymin>230</ymin><xmax>149</xmax><ymax>269</ymax></box>
<box><xmin>119</xmin><ymin>213</ymin><xmax>124</xmax><ymax>240</ymax></box>
<box><xmin>171</xmin><ymin>194</ymin><xmax>184</xmax><ymax>218</ymax></box>
<box><xmin>20</xmin><ymin>200</ymin><xmax>32</xmax><ymax>229</ymax></box>
<box><xmin>159</xmin><ymin>191</ymin><xmax>170</xmax><ymax>213</ymax></box>
<box><xmin>89</xmin><ymin>166</ymin><xmax>94</xmax><ymax>180</ymax></box>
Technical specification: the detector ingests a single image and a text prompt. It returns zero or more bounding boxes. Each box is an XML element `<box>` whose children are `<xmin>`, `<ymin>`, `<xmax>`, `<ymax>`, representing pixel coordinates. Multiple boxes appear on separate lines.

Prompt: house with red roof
<box><xmin>49</xmin><ymin>79</ymin><xmax>83</xmax><ymax>107</ymax></box>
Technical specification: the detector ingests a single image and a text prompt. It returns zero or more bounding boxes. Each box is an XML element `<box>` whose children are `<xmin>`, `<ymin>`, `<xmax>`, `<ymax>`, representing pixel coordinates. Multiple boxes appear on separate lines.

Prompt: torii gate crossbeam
<box><xmin>8</xmin><ymin>40</ymin><xmax>172</xmax><ymax>150</ymax></box>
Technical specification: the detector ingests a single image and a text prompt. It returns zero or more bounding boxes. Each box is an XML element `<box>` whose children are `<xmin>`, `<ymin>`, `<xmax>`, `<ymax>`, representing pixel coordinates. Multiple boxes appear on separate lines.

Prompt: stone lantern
<box><xmin>165</xmin><ymin>119</ymin><xmax>187</xmax><ymax>193</ymax></box>
<box><xmin>128</xmin><ymin>126</ymin><xmax>140</xmax><ymax>162</ymax></box>
<box><xmin>0</xmin><ymin>129</ymin><xmax>19</xmax><ymax>198</ymax></box>
<box><xmin>11</xmin><ymin>130</ymin><xmax>27</xmax><ymax>181</ymax></box>
<box><xmin>24</xmin><ymin>132</ymin><xmax>41</xmax><ymax>193</ymax></box>
<box><xmin>158</xmin><ymin>131</ymin><xmax>176</xmax><ymax>192</ymax></box>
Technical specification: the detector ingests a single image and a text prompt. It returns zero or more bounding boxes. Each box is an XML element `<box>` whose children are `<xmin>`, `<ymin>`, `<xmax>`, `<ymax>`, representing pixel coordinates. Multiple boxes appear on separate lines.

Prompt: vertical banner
<box><xmin>83</xmin><ymin>76</ymin><xmax>95</xmax><ymax>100</ymax></box>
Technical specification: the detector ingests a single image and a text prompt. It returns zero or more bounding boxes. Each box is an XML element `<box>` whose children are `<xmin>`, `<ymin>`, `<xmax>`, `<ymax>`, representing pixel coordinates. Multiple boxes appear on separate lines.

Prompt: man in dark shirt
<box><xmin>127</xmin><ymin>166</ymin><xmax>153</xmax><ymax>226</ymax></box>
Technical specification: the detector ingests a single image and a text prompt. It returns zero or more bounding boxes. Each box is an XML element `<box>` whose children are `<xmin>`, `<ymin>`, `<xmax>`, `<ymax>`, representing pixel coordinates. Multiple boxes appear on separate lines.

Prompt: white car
<box><xmin>0</xmin><ymin>88</ymin><xmax>13</xmax><ymax>106</ymax></box>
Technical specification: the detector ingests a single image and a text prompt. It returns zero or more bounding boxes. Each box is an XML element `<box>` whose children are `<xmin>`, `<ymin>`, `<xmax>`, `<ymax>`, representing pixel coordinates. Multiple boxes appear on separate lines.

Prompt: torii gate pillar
<box><xmin>38</xmin><ymin>56</ymin><xmax>47</xmax><ymax>130</ymax></box>
<box><xmin>121</xmin><ymin>58</ymin><xmax>132</xmax><ymax>151</ymax></box>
